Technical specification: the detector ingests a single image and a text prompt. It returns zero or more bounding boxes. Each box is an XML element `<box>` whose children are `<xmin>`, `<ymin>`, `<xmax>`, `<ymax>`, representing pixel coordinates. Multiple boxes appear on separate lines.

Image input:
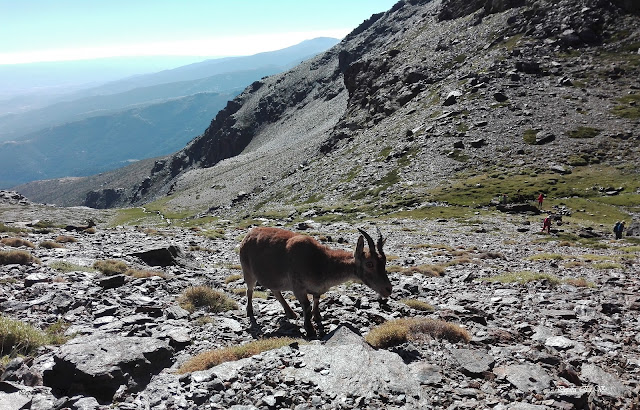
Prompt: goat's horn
<box><xmin>376</xmin><ymin>226</ymin><xmax>386</xmax><ymax>256</ymax></box>
<box><xmin>357</xmin><ymin>228</ymin><xmax>376</xmax><ymax>255</ymax></box>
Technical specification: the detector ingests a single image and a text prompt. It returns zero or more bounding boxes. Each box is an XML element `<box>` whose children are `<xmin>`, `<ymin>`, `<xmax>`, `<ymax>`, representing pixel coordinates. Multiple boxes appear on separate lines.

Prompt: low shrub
<box><xmin>178</xmin><ymin>286</ymin><xmax>238</xmax><ymax>313</ymax></box>
<box><xmin>177</xmin><ymin>337</ymin><xmax>303</xmax><ymax>374</ymax></box>
<box><xmin>366</xmin><ymin>318</ymin><xmax>471</xmax><ymax>348</ymax></box>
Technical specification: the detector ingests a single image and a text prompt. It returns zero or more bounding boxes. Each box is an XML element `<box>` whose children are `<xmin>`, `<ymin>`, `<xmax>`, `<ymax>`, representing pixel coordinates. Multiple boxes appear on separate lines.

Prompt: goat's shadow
<box><xmin>247</xmin><ymin>316</ymin><xmax>305</xmax><ymax>340</ymax></box>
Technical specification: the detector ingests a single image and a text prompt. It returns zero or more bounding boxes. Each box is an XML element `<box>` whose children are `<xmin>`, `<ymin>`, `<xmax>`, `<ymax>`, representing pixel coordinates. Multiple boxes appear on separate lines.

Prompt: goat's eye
<box><xmin>365</xmin><ymin>261</ymin><xmax>374</xmax><ymax>269</ymax></box>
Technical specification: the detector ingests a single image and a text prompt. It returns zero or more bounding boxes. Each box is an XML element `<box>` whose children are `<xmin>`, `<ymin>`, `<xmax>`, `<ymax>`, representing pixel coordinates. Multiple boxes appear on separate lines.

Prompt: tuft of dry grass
<box><xmin>126</xmin><ymin>269</ymin><xmax>168</xmax><ymax>279</ymax></box>
<box><xmin>401</xmin><ymin>299</ymin><xmax>435</xmax><ymax>312</ymax></box>
<box><xmin>478</xmin><ymin>271</ymin><xmax>561</xmax><ymax>285</ymax></box>
<box><xmin>55</xmin><ymin>235</ymin><xmax>76</xmax><ymax>243</ymax></box>
<box><xmin>366</xmin><ymin>318</ymin><xmax>471</xmax><ymax>348</ymax></box>
<box><xmin>225</xmin><ymin>274</ymin><xmax>243</xmax><ymax>284</ymax></box>
<box><xmin>177</xmin><ymin>337</ymin><xmax>304</xmax><ymax>374</ymax></box>
<box><xmin>389</xmin><ymin>264</ymin><xmax>446</xmax><ymax>276</ymax></box>
<box><xmin>0</xmin><ymin>237</ymin><xmax>35</xmax><ymax>248</ymax></box>
<box><xmin>565</xmin><ymin>277</ymin><xmax>595</xmax><ymax>288</ymax></box>
<box><xmin>0</xmin><ymin>250</ymin><xmax>40</xmax><ymax>265</ymax></box>
<box><xmin>0</xmin><ymin>316</ymin><xmax>70</xmax><ymax>359</ymax></box>
<box><xmin>93</xmin><ymin>259</ymin><xmax>128</xmax><ymax>275</ymax></box>
<box><xmin>93</xmin><ymin>259</ymin><xmax>167</xmax><ymax>279</ymax></box>
<box><xmin>178</xmin><ymin>286</ymin><xmax>238</xmax><ymax>313</ymax></box>
<box><xmin>39</xmin><ymin>241</ymin><xmax>63</xmax><ymax>249</ymax></box>
<box><xmin>50</xmin><ymin>261</ymin><xmax>95</xmax><ymax>273</ymax></box>
<box><xmin>232</xmin><ymin>288</ymin><xmax>268</xmax><ymax>298</ymax></box>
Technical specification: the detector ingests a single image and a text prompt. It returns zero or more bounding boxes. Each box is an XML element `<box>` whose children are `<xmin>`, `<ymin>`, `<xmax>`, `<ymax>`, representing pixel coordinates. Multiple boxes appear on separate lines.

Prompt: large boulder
<box><xmin>42</xmin><ymin>333</ymin><xmax>173</xmax><ymax>402</ymax></box>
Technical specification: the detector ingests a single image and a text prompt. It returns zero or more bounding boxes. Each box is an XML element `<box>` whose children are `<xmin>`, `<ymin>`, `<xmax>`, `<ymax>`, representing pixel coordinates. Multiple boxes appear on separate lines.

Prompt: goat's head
<box><xmin>354</xmin><ymin>227</ymin><xmax>392</xmax><ymax>298</ymax></box>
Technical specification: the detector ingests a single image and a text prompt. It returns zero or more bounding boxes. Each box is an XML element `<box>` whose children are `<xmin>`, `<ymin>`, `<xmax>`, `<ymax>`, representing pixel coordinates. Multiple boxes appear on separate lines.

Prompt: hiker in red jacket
<box><xmin>537</xmin><ymin>193</ymin><xmax>544</xmax><ymax>208</ymax></box>
<box><xmin>542</xmin><ymin>215</ymin><xmax>552</xmax><ymax>233</ymax></box>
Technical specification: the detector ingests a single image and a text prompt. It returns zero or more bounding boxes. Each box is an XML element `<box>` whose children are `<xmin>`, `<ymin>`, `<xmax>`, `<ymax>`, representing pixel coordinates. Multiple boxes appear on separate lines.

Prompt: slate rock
<box><xmin>452</xmin><ymin>348</ymin><xmax>495</xmax><ymax>377</ymax></box>
<box><xmin>42</xmin><ymin>333</ymin><xmax>173</xmax><ymax>402</ymax></box>
<box><xmin>98</xmin><ymin>274</ymin><xmax>126</xmax><ymax>289</ymax></box>
<box><xmin>283</xmin><ymin>326</ymin><xmax>424</xmax><ymax>405</ymax></box>
<box><xmin>545</xmin><ymin>336</ymin><xmax>575</xmax><ymax>350</ymax></box>
<box><xmin>580</xmin><ymin>363</ymin><xmax>628</xmax><ymax>398</ymax></box>
<box><xmin>409</xmin><ymin>362</ymin><xmax>442</xmax><ymax>385</ymax></box>
<box><xmin>24</xmin><ymin>273</ymin><xmax>49</xmax><ymax>287</ymax></box>
<box><xmin>495</xmin><ymin>363</ymin><xmax>552</xmax><ymax>393</ymax></box>
<box><xmin>129</xmin><ymin>245</ymin><xmax>183</xmax><ymax>267</ymax></box>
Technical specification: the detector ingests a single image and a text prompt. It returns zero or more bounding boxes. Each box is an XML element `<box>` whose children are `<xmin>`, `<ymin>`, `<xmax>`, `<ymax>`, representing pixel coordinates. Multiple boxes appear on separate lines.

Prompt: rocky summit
<box><xmin>2</xmin><ymin>0</ymin><xmax>640</xmax><ymax>409</ymax></box>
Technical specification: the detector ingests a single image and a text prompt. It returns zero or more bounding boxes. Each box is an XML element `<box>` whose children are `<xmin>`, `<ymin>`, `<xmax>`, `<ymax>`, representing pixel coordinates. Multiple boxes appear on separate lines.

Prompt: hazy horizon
<box><xmin>0</xmin><ymin>1</ymin><xmax>397</xmax><ymax>65</ymax></box>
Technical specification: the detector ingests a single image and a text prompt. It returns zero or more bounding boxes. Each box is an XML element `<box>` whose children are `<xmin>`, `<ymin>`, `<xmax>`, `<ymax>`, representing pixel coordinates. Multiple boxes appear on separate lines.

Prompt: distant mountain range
<box><xmin>0</xmin><ymin>37</ymin><xmax>339</xmax><ymax>188</ymax></box>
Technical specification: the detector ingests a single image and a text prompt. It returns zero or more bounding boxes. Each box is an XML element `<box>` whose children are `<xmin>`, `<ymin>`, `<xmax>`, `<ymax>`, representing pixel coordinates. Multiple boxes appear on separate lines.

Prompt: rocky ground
<box><xmin>1</xmin><ymin>192</ymin><xmax>639</xmax><ymax>409</ymax></box>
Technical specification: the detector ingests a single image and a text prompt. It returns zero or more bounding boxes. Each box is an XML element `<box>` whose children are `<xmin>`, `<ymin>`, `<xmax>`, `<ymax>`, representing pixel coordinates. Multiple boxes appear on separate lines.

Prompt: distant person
<box><xmin>542</xmin><ymin>215</ymin><xmax>552</xmax><ymax>234</ymax></box>
<box><xmin>537</xmin><ymin>193</ymin><xmax>544</xmax><ymax>208</ymax></box>
<box><xmin>613</xmin><ymin>221</ymin><xmax>621</xmax><ymax>239</ymax></box>
<box><xmin>501</xmin><ymin>193</ymin><xmax>508</xmax><ymax>204</ymax></box>
<box><xmin>616</xmin><ymin>221</ymin><xmax>625</xmax><ymax>239</ymax></box>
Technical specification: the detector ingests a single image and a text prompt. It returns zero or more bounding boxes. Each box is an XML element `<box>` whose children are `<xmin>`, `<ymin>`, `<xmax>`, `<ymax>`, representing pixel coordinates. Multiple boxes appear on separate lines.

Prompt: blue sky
<box><xmin>0</xmin><ymin>0</ymin><xmax>398</xmax><ymax>64</ymax></box>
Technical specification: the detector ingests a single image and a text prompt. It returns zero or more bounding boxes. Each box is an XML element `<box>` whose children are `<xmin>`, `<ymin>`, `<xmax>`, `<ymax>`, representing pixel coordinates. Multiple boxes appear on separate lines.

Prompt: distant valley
<box><xmin>0</xmin><ymin>37</ymin><xmax>339</xmax><ymax>188</ymax></box>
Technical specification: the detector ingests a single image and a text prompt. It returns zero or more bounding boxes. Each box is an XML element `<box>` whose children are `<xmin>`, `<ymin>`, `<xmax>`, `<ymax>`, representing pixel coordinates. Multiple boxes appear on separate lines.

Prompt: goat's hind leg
<box><xmin>312</xmin><ymin>295</ymin><xmax>325</xmax><ymax>338</ymax></box>
<box><xmin>273</xmin><ymin>291</ymin><xmax>298</xmax><ymax>319</ymax></box>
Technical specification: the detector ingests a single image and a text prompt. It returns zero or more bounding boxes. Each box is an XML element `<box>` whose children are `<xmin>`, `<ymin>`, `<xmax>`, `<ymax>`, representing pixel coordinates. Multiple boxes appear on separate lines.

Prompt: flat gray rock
<box><xmin>495</xmin><ymin>363</ymin><xmax>552</xmax><ymax>393</ymax></box>
<box><xmin>580</xmin><ymin>363</ymin><xmax>628</xmax><ymax>398</ymax></box>
<box><xmin>452</xmin><ymin>348</ymin><xmax>495</xmax><ymax>376</ymax></box>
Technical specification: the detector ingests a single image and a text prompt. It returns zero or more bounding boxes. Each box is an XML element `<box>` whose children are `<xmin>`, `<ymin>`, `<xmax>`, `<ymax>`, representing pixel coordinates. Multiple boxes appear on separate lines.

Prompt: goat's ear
<box><xmin>355</xmin><ymin>235</ymin><xmax>365</xmax><ymax>257</ymax></box>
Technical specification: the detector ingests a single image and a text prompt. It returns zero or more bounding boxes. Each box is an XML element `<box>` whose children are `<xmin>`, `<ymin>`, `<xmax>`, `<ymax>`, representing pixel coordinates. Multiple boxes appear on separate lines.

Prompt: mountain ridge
<box><xmin>15</xmin><ymin>0</ymin><xmax>640</xmax><ymax>224</ymax></box>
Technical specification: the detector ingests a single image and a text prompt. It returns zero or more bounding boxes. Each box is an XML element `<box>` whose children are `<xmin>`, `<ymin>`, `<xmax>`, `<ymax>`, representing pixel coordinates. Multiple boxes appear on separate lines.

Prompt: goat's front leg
<box><xmin>293</xmin><ymin>290</ymin><xmax>316</xmax><ymax>339</ymax></box>
<box><xmin>312</xmin><ymin>294</ymin><xmax>325</xmax><ymax>338</ymax></box>
<box><xmin>273</xmin><ymin>291</ymin><xmax>298</xmax><ymax>319</ymax></box>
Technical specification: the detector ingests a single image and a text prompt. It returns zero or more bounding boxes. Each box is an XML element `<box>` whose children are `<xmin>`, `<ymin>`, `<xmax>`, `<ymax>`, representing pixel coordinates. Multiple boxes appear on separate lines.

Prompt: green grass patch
<box><xmin>0</xmin><ymin>316</ymin><xmax>70</xmax><ymax>359</ymax></box>
<box><xmin>592</xmin><ymin>262</ymin><xmax>623</xmax><ymax>270</ymax></box>
<box><xmin>523</xmin><ymin>129</ymin><xmax>538</xmax><ymax>145</ymax></box>
<box><xmin>479</xmin><ymin>271</ymin><xmax>562</xmax><ymax>285</ymax></box>
<box><xmin>0</xmin><ymin>223</ymin><xmax>24</xmax><ymax>233</ymax></box>
<box><xmin>526</xmin><ymin>253</ymin><xmax>565</xmax><ymax>261</ymax></box>
<box><xmin>50</xmin><ymin>261</ymin><xmax>96</xmax><ymax>273</ymax></box>
<box><xmin>565</xmin><ymin>126</ymin><xmax>601</xmax><ymax>139</ymax></box>
<box><xmin>390</xmin><ymin>205</ymin><xmax>478</xmax><ymax>220</ymax></box>
<box><xmin>428</xmin><ymin>165</ymin><xmax>638</xmax><ymax>224</ymax></box>
<box><xmin>611</xmin><ymin>94</ymin><xmax>640</xmax><ymax>119</ymax></box>
<box><xmin>111</xmin><ymin>207</ymin><xmax>164</xmax><ymax>227</ymax></box>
